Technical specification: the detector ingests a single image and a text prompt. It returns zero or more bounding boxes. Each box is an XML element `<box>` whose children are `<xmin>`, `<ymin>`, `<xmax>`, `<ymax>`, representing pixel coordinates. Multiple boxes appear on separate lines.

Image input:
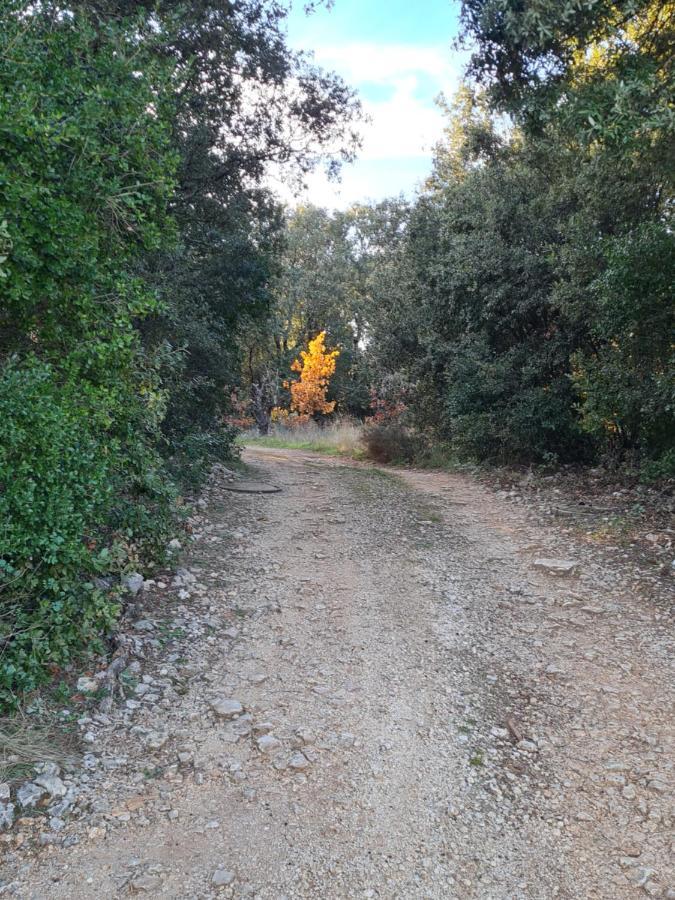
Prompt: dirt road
<box><xmin>3</xmin><ymin>448</ymin><xmax>673</xmax><ymax>898</ymax></box>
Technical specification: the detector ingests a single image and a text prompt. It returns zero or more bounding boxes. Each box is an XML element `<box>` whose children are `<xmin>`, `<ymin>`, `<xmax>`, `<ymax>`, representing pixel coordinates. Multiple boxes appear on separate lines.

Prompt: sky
<box><xmin>280</xmin><ymin>0</ymin><xmax>466</xmax><ymax>209</ymax></box>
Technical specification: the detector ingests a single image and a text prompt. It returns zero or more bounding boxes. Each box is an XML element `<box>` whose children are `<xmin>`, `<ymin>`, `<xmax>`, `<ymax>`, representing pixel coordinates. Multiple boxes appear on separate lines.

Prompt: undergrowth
<box><xmin>241</xmin><ymin>419</ymin><xmax>365</xmax><ymax>458</ymax></box>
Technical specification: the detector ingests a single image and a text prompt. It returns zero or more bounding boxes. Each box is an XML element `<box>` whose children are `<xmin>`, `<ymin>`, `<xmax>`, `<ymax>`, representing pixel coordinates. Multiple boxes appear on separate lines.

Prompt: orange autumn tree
<box><xmin>288</xmin><ymin>331</ymin><xmax>339</xmax><ymax>418</ymax></box>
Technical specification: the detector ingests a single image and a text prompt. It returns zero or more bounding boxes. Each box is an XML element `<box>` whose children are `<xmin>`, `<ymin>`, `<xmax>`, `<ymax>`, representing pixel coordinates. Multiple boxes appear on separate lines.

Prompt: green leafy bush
<box><xmin>0</xmin><ymin>360</ymin><xmax>180</xmax><ymax>709</ymax></box>
<box><xmin>363</xmin><ymin>424</ymin><xmax>425</xmax><ymax>464</ymax></box>
<box><xmin>165</xmin><ymin>425</ymin><xmax>240</xmax><ymax>493</ymax></box>
<box><xmin>0</xmin><ymin>362</ymin><xmax>121</xmax><ymax>706</ymax></box>
<box><xmin>445</xmin><ymin>337</ymin><xmax>589</xmax><ymax>465</ymax></box>
<box><xmin>639</xmin><ymin>449</ymin><xmax>675</xmax><ymax>483</ymax></box>
<box><xmin>0</xmin><ymin>8</ymin><xmax>182</xmax><ymax>708</ymax></box>
<box><xmin>0</xmin><ymin>1</ymin><xmax>359</xmax><ymax>710</ymax></box>
<box><xmin>572</xmin><ymin>223</ymin><xmax>675</xmax><ymax>468</ymax></box>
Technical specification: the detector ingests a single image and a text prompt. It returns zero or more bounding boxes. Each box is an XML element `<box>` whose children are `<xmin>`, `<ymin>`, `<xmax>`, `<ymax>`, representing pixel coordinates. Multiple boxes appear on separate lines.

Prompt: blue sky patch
<box><xmin>281</xmin><ymin>1</ymin><xmax>466</xmax><ymax>207</ymax></box>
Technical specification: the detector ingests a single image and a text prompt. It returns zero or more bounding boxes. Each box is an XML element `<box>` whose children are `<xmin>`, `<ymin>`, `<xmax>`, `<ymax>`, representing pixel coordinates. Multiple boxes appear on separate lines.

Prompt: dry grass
<box><xmin>0</xmin><ymin>712</ymin><xmax>76</xmax><ymax>782</ymax></box>
<box><xmin>242</xmin><ymin>418</ymin><xmax>365</xmax><ymax>458</ymax></box>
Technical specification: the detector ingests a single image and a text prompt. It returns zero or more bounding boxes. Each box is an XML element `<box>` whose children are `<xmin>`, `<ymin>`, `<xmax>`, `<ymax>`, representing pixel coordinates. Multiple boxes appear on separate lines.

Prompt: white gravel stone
<box><xmin>288</xmin><ymin>751</ymin><xmax>309</xmax><ymax>770</ymax></box>
<box><xmin>212</xmin><ymin>869</ymin><xmax>235</xmax><ymax>886</ymax></box>
<box><xmin>17</xmin><ymin>783</ymin><xmax>46</xmax><ymax>809</ymax></box>
<box><xmin>33</xmin><ymin>774</ymin><xmax>67</xmax><ymax>798</ymax></box>
<box><xmin>1</xmin><ymin>453</ymin><xmax>671</xmax><ymax>900</ymax></box>
<box><xmin>533</xmin><ymin>558</ymin><xmax>579</xmax><ymax>576</ymax></box>
<box><xmin>0</xmin><ymin>802</ymin><xmax>15</xmax><ymax>829</ymax></box>
<box><xmin>208</xmin><ymin>697</ymin><xmax>244</xmax><ymax>719</ymax></box>
<box><xmin>124</xmin><ymin>573</ymin><xmax>145</xmax><ymax>595</ymax></box>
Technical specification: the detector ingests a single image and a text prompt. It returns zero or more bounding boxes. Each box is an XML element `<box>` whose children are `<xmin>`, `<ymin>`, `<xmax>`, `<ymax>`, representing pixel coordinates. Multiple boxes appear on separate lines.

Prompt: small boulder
<box><xmin>175</xmin><ymin>567</ymin><xmax>196</xmax><ymax>584</ymax></box>
<box><xmin>123</xmin><ymin>573</ymin><xmax>144</xmax><ymax>595</ymax></box>
<box><xmin>533</xmin><ymin>558</ymin><xmax>579</xmax><ymax>577</ymax></box>
<box><xmin>208</xmin><ymin>698</ymin><xmax>243</xmax><ymax>720</ymax></box>
<box><xmin>38</xmin><ymin>832</ymin><xmax>59</xmax><ymax>846</ymax></box>
<box><xmin>144</xmin><ymin>730</ymin><xmax>169</xmax><ymax>750</ymax></box>
<box><xmin>212</xmin><ymin>869</ymin><xmax>235</xmax><ymax>887</ymax></box>
<box><xmin>252</xmin><ymin>722</ymin><xmax>274</xmax><ymax>736</ymax></box>
<box><xmin>34</xmin><ymin>774</ymin><xmax>67</xmax><ymax>799</ymax></box>
<box><xmin>50</xmin><ymin>789</ymin><xmax>77</xmax><ymax>817</ymax></box>
<box><xmin>0</xmin><ymin>802</ymin><xmax>15</xmax><ymax>830</ymax></box>
<box><xmin>17</xmin><ymin>782</ymin><xmax>46</xmax><ymax>809</ymax></box>
<box><xmin>76</xmin><ymin>676</ymin><xmax>99</xmax><ymax>694</ymax></box>
<box><xmin>288</xmin><ymin>751</ymin><xmax>309</xmax><ymax>770</ymax></box>
<box><xmin>130</xmin><ymin>876</ymin><xmax>163</xmax><ymax>893</ymax></box>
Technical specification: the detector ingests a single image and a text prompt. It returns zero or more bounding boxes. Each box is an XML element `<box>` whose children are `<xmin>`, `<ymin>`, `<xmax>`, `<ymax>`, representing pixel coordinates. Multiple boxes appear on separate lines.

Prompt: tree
<box><xmin>383</xmin><ymin>131</ymin><xmax>590</xmax><ymax>461</ymax></box>
<box><xmin>253</xmin><ymin>201</ymin><xmax>410</xmax><ymax>419</ymax></box>
<box><xmin>349</xmin><ymin>0</ymin><xmax>674</xmax><ymax>472</ymax></box>
<box><xmin>250</xmin><ymin>369</ymin><xmax>280</xmax><ymax>436</ymax></box>
<box><xmin>288</xmin><ymin>332</ymin><xmax>340</xmax><ymax>418</ymax></box>
<box><xmin>461</xmin><ymin>0</ymin><xmax>674</xmax><ymax>160</ymax></box>
<box><xmin>571</xmin><ymin>223</ymin><xmax>675</xmax><ymax>468</ymax></box>
<box><xmin>145</xmin><ymin>0</ymin><xmax>359</xmax><ymax>471</ymax></box>
<box><xmin>459</xmin><ymin>0</ymin><xmax>674</xmax><ymax>470</ymax></box>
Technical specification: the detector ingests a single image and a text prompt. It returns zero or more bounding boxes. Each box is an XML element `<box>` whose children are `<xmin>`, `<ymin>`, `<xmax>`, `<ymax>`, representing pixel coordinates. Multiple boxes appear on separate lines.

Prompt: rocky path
<box><xmin>1</xmin><ymin>448</ymin><xmax>673</xmax><ymax>898</ymax></box>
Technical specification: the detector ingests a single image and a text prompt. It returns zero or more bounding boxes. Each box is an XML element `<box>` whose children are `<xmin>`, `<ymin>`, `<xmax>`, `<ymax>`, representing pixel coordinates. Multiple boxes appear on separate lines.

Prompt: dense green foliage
<box><xmin>0</xmin><ymin>0</ymin><xmax>357</xmax><ymax>706</ymax></box>
<box><xmin>0</xmin><ymin>363</ymin><xmax>122</xmax><ymax>699</ymax></box>
<box><xmin>0</xmin><ymin>5</ymin><xmax>179</xmax><ymax>706</ymax></box>
<box><xmin>123</xmin><ymin>0</ymin><xmax>359</xmax><ymax>481</ymax></box>
<box><xmin>242</xmin><ymin>200</ymin><xmax>417</xmax><ymax>428</ymax></box>
<box><xmin>299</xmin><ymin>2</ymin><xmax>672</xmax><ymax>472</ymax></box>
<box><xmin>261</xmin><ymin>2</ymin><xmax>673</xmax><ymax>473</ymax></box>
<box><xmin>242</xmin><ymin>204</ymin><xmax>379</xmax><ymax>424</ymax></box>
<box><xmin>449</xmin><ymin>0</ymin><xmax>674</xmax><ymax>466</ymax></box>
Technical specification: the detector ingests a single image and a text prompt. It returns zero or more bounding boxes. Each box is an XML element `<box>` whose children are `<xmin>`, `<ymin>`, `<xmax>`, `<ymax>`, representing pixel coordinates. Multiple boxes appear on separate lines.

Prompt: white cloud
<box><xmin>272</xmin><ymin>163</ymin><xmax>419</xmax><ymax>209</ymax></box>
<box><xmin>312</xmin><ymin>40</ymin><xmax>464</xmax><ymax>160</ymax></box>
<box><xmin>271</xmin><ymin>40</ymin><xmax>467</xmax><ymax>208</ymax></box>
<box><xmin>359</xmin><ymin>80</ymin><xmax>444</xmax><ymax>160</ymax></box>
<box><xmin>309</xmin><ymin>42</ymin><xmax>458</xmax><ymax>87</ymax></box>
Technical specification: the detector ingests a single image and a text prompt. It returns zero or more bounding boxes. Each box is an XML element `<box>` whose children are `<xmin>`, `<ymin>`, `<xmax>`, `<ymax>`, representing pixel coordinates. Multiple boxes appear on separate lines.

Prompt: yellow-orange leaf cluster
<box><xmin>288</xmin><ymin>331</ymin><xmax>339</xmax><ymax>417</ymax></box>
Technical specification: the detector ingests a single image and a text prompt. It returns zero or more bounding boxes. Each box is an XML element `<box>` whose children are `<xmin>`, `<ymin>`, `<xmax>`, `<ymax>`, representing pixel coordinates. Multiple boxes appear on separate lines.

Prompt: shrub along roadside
<box><xmin>0</xmin><ymin>6</ymin><xmax>180</xmax><ymax>711</ymax></box>
<box><xmin>0</xmin><ymin>361</ymin><xmax>176</xmax><ymax>709</ymax></box>
<box><xmin>362</xmin><ymin>424</ymin><xmax>426</xmax><ymax>465</ymax></box>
